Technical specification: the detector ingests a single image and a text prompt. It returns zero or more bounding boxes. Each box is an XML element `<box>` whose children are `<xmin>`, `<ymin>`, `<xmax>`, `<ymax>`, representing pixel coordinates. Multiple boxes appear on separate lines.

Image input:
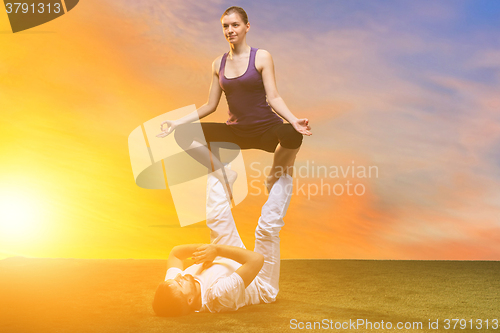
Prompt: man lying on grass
<box><xmin>152</xmin><ymin>172</ymin><xmax>293</xmax><ymax>316</ymax></box>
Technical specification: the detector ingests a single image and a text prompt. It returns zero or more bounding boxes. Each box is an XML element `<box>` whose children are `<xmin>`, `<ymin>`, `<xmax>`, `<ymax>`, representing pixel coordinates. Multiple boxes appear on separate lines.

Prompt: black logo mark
<box><xmin>3</xmin><ymin>0</ymin><xmax>79</xmax><ymax>33</ymax></box>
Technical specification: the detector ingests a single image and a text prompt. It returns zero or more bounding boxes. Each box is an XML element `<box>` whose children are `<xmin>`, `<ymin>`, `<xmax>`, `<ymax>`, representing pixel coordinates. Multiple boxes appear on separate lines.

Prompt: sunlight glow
<box><xmin>0</xmin><ymin>190</ymin><xmax>42</xmax><ymax>239</ymax></box>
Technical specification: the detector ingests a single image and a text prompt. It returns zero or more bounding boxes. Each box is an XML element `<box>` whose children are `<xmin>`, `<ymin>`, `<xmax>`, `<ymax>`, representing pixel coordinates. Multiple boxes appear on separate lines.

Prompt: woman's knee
<box><xmin>174</xmin><ymin>123</ymin><xmax>197</xmax><ymax>150</ymax></box>
<box><xmin>277</xmin><ymin>125</ymin><xmax>303</xmax><ymax>149</ymax></box>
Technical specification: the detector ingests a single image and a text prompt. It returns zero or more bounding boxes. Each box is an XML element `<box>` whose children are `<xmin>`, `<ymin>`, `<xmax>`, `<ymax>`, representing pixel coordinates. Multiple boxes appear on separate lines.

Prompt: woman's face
<box><xmin>221</xmin><ymin>13</ymin><xmax>249</xmax><ymax>44</ymax></box>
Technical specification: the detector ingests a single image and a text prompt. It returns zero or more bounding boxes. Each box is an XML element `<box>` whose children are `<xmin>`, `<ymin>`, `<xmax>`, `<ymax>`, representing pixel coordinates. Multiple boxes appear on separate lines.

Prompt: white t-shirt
<box><xmin>165</xmin><ymin>257</ymin><xmax>261</xmax><ymax>313</ymax></box>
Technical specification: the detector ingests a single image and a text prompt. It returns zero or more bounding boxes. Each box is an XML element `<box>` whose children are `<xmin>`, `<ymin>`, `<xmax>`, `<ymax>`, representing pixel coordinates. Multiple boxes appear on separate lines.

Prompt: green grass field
<box><xmin>1</xmin><ymin>258</ymin><xmax>498</xmax><ymax>332</ymax></box>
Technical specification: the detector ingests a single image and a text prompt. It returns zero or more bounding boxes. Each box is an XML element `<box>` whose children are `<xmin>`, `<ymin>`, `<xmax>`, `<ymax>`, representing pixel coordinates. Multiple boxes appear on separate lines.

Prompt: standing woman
<box><xmin>157</xmin><ymin>6</ymin><xmax>311</xmax><ymax>199</ymax></box>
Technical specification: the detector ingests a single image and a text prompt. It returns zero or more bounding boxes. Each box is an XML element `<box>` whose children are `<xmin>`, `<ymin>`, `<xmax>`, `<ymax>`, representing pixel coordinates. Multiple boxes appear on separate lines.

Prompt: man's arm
<box><xmin>193</xmin><ymin>244</ymin><xmax>264</xmax><ymax>288</ymax></box>
<box><xmin>166</xmin><ymin>244</ymin><xmax>203</xmax><ymax>270</ymax></box>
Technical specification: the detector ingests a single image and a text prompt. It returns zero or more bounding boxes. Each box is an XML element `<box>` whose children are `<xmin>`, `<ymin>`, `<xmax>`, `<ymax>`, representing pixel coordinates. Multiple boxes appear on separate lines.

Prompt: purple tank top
<box><xmin>219</xmin><ymin>47</ymin><xmax>283</xmax><ymax>137</ymax></box>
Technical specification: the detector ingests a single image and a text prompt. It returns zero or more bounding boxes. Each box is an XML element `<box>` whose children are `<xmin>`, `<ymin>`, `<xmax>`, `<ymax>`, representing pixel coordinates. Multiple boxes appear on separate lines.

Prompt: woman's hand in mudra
<box><xmin>291</xmin><ymin>118</ymin><xmax>312</xmax><ymax>136</ymax></box>
<box><xmin>156</xmin><ymin>120</ymin><xmax>178</xmax><ymax>138</ymax></box>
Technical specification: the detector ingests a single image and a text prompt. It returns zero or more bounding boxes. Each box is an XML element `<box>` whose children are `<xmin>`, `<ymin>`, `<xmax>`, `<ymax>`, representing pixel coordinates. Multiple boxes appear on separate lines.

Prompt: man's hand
<box><xmin>167</xmin><ymin>243</ymin><xmax>204</xmax><ymax>271</ymax></box>
<box><xmin>193</xmin><ymin>244</ymin><xmax>217</xmax><ymax>268</ymax></box>
<box><xmin>169</xmin><ymin>242</ymin><xmax>264</xmax><ymax>287</ymax></box>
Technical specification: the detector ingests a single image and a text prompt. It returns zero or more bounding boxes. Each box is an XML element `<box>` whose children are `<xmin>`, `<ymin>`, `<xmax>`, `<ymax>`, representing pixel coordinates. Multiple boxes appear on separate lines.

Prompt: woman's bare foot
<box><xmin>265</xmin><ymin>174</ymin><xmax>278</xmax><ymax>194</ymax></box>
<box><xmin>214</xmin><ymin>165</ymin><xmax>237</xmax><ymax>201</ymax></box>
<box><xmin>225</xmin><ymin>167</ymin><xmax>238</xmax><ymax>198</ymax></box>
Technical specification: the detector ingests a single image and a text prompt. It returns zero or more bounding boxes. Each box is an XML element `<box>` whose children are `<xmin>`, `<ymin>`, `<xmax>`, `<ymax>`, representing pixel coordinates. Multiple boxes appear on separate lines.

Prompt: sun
<box><xmin>0</xmin><ymin>190</ymin><xmax>41</xmax><ymax>239</ymax></box>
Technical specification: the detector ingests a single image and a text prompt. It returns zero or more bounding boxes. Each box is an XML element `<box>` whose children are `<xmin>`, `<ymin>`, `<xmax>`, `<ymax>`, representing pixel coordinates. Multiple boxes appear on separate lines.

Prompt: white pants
<box><xmin>206</xmin><ymin>173</ymin><xmax>293</xmax><ymax>299</ymax></box>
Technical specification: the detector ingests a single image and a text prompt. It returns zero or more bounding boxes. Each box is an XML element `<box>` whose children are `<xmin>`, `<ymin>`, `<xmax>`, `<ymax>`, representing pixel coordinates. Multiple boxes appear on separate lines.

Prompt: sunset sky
<box><xmin>1</xmin><ymin>0</ymin><xmax>499</xmax><ymax>260</ymax></box>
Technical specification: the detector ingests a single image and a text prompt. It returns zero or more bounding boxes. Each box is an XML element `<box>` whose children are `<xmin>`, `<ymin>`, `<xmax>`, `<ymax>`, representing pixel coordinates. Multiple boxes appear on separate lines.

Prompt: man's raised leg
<box><xmin>205</xmin><ymin>169</ymin><xmax>245</xmax><ymax>248</ymax></box>
<box><xmin>253</xmin><ymin>174</ymin><xmax>293</xmax><ymax>301</ymax></box>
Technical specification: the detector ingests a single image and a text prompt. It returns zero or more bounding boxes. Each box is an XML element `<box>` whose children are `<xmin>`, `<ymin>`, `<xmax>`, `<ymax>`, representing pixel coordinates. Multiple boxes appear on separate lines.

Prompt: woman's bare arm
<box><xmin>258</xmin><ymin>50</ymin><xmax>312</xmax><ymax>136</ymax></box>
<box><xmin>157</xmin><ymin>57</ymin><xmax>224</xmax><ymax>137</ymax></box>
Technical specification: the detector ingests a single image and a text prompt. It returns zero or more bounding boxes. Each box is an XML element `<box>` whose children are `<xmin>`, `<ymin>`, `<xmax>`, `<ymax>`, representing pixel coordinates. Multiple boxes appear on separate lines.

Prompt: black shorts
<box><xmin>174</xmin><ymin>122</ymin><xmax>303</xmax><ymax>153</ymax></box>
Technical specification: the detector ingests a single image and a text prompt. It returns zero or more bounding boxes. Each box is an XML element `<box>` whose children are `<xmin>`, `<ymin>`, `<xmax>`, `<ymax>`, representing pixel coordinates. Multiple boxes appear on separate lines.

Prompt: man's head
<box><xmin>152</xmin><ymin>273</ymin><xmax>199</xmax><ymax>317</ymax></box>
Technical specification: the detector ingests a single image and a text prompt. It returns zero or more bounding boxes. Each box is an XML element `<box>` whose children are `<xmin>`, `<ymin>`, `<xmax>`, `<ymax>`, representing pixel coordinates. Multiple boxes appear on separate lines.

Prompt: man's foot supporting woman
<box><xmin>179</xmin><ymin>139</ymin><xmax>237</xmax><ymax>203</ymax></box>
<box><xmin>213</xmin><ymin>164</ymin><xmax>238</xmax><ymax>202</ymax></box>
